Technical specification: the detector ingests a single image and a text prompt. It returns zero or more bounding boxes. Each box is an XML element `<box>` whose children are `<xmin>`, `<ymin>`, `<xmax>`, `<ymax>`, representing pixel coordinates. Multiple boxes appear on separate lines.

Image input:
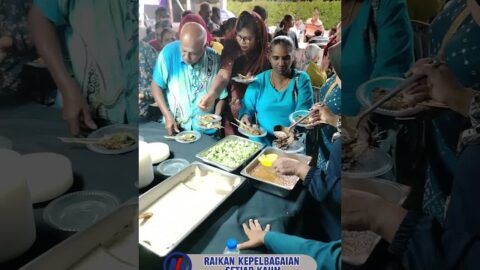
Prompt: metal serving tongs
<box><xmin>355</xmin><ymin>59</ymin><xmax>442</xmax><ymax>128</ymax></box>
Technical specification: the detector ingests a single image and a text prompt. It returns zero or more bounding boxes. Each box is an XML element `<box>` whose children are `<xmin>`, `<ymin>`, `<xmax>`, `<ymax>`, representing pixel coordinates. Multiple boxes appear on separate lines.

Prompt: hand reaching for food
<box><xmin>164</xmin><ymin>113</ymin><xmax>180</xmax><ymax>136</ymax></box>
<box><xmin>273</xmin><ymin>157</ymin><xmax>310</xmax><ymax>180</ymax></box>
<box><xmin>310</xmin><ymin>103</ymin><xmax>339</xmax><ymax>127</ymax></box>
<box><xmin>406</xmin><ymin>58</ymin><xmax>475</xmax><ymax>116</ymax></box>
<box><xmin>341</xmin><ymin>188</ymin><xmax>383</xmax><ymax>232</ymax></box>
<box><xmin>198</xmin><ymin>92</ymin><xmax>216</xmax><ymax>112</ymax></box>
<box><xmin>238</xmin><ymin>219</ymin><xmax>270</xmax><ymax>250</ymax></box>
<box><xmin>61</xmin><ymin>80</ymin><xmax>97</xmax><ymax>135</ymax></box>
<box><xmin>238</xmin><ymin>116</ymin><xmax>264</xmax><ymax>136</ymax></box>
<box><xmin>342</xmin><ymin>188</ymin><xmax>407</xmax><ymax>243</ymax></box>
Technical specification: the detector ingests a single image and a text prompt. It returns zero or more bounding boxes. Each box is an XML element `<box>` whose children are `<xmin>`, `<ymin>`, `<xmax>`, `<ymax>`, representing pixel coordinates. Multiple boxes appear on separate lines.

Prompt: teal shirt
<box><xmin>265</xmin><ymin>232</ymin><xmax>341</xmax><ymax>270</ymax></box>
<box><xmin>34</xmin><ymin>0</ymin><xmax>138</xmax><ymax>124</ymax></box>
<box><xmin>317</xmin><ymin>75</ymin><xmax>341</xmax><ymax>170</ymax></box>
<box><xmin>422</xmin><ymin>0</ymin><xmax>480</xmax><ymax>222</ymax></box>
<box><xmin>342</xmin><ymin>0</ymin><xmax>414</xmax><ymax>116</ymax></box>
<box><xmin>152</xmin><ymin>41</ymin><xmax>227</xmax><ymax>130</ymax></box>
<box><xmin>239</xmin><ymin>69</ymin><xmax>314</xmax><ymax>145</ymax></box>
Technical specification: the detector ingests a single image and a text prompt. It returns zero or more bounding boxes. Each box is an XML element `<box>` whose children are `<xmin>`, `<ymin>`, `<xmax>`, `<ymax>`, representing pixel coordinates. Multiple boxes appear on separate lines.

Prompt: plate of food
<box><xmin>175</xmin><ymin>131</ymin><xmax>201</xmax><ymax>144</ymax></box>
<box><xmin>195</xmin><ymin>114</ymin><xmax>222</xmax><ymax>134</ymax></box>
<box><xmin>357</xmin><ymin>77</ymin><xmax>446</xmax><ymax>117</ymax></box>
<box><xmin>231</xmin><ymin>73</ymin><xmax>256</xmax><ymax>84</ymax></box>
<box><xmin>86</xmin><ymin>125</ymin><xmax>137</xmax><ymax>154</ymax></box>
<box><xmin>272</xmin><ymin>140</ymin><xmax>305</xmax><ymax>154</ymax></box>
<box><xmin>341</xmin><ymin>117</ymin><xmax>392</xmax><ymax>178</ymax></box>
<box><xmin>272</xmin><ymin>125</ymin><xmax>299</xmax><ymax>152</ymax></box>
<box><xmin>289</xmin><ymin>110</ymin><xmax>316</xmax><ymax>128</ymax></box>
<box><xmin>342</xmin><ymin>146</ymin><xmax>393</xmax><ymax>179</ymax></box>
<box><xmin>237</xmin><ymin>122</ymin><xmax>267</xmax><ymax>138</ymax></box>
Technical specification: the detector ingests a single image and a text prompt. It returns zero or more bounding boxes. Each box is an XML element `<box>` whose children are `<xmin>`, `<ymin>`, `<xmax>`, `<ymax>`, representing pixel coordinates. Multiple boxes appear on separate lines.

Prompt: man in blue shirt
<box><xmin>151</xmin><ymin>22</ymin><xmax>227</xmax><ymax>135</ymax></box>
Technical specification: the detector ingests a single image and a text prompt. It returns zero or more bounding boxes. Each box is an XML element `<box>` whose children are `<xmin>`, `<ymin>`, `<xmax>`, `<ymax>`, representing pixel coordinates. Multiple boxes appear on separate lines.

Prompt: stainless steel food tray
<box><xmin>138</xmin><ymin>162</ymin><xmax>245</xmax><ymax>257</ymax></box>
<box><xmin>241</xmin><ymin>147</ymin><xmax>312</xmax><ymax>197</ymax></box>
<box><xmin>195</xmin><ymin>135</ymin><xmax>264</xmax><ymax>172</ymax></box>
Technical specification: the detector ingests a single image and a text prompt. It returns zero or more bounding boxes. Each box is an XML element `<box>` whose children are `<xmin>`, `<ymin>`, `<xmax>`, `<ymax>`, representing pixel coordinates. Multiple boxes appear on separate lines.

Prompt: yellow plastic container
<box><xmin>258</xmin><ymin>154</ymin><xmax>278</xmax><ymax>167</ymax></box>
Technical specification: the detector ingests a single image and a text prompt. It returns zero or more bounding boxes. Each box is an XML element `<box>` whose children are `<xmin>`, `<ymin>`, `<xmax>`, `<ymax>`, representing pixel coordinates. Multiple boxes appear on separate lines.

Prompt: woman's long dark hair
<box><xmin>236</xmin><ymin>11</ymin><xmax>260</xmax><ymax>40</ymax></box>
<box><xmin>229</xmin><ymin>11</ymin><xmax>269</xmax><ymax>75</ymax></box>
<box><xmin>279</xmin><ymin>15</ymin><xmax>294</xmax><ymax>30</ymax></box>
<box><xmin>221</xmin><ymin>17</ymin><xmax>237</xmax><ymax>36</ymax></box>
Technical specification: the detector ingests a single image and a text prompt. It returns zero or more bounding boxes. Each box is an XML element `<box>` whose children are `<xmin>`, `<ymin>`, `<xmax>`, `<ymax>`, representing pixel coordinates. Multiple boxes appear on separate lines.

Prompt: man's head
<box><xmin>199</xmin><ymin>2</ymin><xmax>212</xmax><ymax>23</ymax></box>
<box><xmin>179</xmin><ymin>22</ymin><xmax>207</xmax><ymax>65</ymax></box>
<box><xmin>305</xmin><ymin>44</ymin><xmax>321</xmax><ymax>63</ymax></box>
<box><xmin>211</xmin><ymin>7</ymin><xmax>221</xmax><ymax>25</ymax></box>
<box><xmin>155</xmin><ymin>6</ymin><xmax>169</xmax><ymax>22</ymax></box>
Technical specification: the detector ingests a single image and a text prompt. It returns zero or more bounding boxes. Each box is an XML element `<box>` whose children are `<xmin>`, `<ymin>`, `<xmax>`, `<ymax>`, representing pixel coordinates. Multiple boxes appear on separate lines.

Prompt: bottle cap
<box><xmin>226</xmin><ymin>238</ymin><xmax>238</xmax><ymax>250</ymax></box>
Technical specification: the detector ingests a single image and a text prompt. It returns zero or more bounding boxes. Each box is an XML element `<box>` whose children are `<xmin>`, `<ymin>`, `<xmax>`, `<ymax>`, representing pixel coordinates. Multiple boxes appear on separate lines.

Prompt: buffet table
<box><xmin>139</xmin><ymin>120</ymin><xmax>313</xmax><ymax>269</ymax></box>
<box><xmin>0</xmin><ymin>99</ymin><xmax>315</xmax><ymax>269</ymax></box>
<box><xmin>0</xmin><ymin>99</ymin><xmax>137</xmax><ymax>269</ymax></box>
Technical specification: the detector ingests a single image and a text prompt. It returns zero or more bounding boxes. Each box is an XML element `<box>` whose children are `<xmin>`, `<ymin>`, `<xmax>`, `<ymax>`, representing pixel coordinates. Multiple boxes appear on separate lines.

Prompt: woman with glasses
<box><xmin>198</xmin><ymin>11</ymin><xmax>270</xmax><ymax>135</ymax></box>
<box><xmin>239</xmin><ymin>36</ymin><xmax>313</xmax><ymax>145</ymax></box>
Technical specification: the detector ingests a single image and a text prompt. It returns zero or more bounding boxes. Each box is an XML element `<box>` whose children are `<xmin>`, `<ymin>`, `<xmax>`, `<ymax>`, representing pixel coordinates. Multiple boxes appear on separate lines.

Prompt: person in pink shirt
<box><xmin>305</xmin><ymin>8</ymin><xmax>325</xmax><ymax>39</ymax></box>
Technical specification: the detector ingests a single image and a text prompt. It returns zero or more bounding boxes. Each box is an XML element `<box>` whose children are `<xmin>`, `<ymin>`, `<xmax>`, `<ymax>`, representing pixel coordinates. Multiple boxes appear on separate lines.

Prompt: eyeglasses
<box><xmin>236</xmin><ymin>34</ymin><xmax>254</xmax><ymax>43</ymax></box>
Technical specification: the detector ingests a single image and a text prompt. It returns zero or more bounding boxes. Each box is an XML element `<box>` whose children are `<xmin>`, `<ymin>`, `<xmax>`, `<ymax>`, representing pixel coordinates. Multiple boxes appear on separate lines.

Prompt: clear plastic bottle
<box><xmin>223</xmin><ymin>238</ymin><xmax>240</xmax><ymax>254</ymax></box>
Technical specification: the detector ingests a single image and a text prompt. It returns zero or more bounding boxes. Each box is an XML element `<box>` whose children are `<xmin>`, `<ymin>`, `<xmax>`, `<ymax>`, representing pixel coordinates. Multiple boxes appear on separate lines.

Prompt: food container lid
<box><xmin>43</xmin><ymin>191</ymin><xmax>120</xmax><ymax>232</ymax></box>
<box><xmin>156</xmin><ymin>158</ymin><xmax>190</xmax><ymax>176</ymax></box>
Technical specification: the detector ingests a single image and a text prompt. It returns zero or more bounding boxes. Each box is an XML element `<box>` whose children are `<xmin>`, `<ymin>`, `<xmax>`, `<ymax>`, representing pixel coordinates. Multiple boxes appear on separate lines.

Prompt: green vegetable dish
<box><xmin>201</xmin><ymin>139</ymin><xmax>262</xmax><ymax>169</ymax></box>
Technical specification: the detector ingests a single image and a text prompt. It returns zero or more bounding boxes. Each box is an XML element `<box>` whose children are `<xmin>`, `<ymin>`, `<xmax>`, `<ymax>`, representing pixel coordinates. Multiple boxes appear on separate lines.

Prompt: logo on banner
<box><xmin>164</xmin><ymin>252</ymin><xmax>192</xmax><ymax>270</ymax></box>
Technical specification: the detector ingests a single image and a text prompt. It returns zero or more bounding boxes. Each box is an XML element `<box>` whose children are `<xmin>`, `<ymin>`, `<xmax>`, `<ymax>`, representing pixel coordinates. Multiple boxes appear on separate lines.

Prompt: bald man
<box><xmin>150</xmin><ymin>22</ymin><xmax>227</xmax><ymax>135</ymax></box>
